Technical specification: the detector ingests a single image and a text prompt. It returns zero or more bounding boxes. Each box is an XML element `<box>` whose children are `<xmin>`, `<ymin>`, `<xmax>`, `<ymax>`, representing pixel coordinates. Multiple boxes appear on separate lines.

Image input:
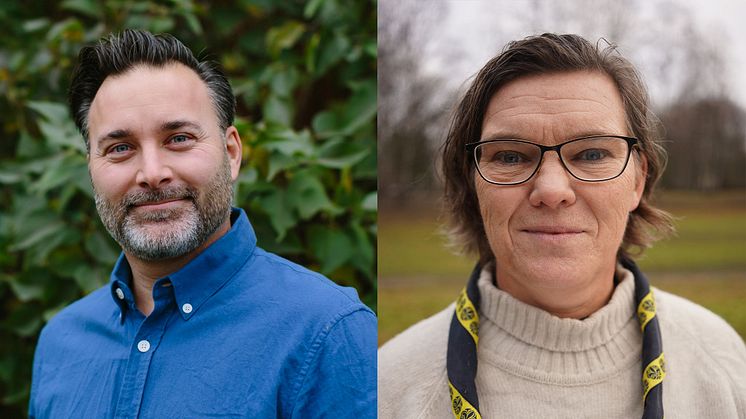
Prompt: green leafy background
<box><xmin>0</xmin><ymin>1</ymin><xmax>376</xmax><ymax>415</ymax></box>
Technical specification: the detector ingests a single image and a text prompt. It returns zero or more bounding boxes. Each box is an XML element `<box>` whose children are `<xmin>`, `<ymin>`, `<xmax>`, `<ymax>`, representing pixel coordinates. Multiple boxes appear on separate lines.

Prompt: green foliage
<box><xmin>0</xmin><ymin>0</ymin><xmax>376</xmax><ymax>415</ymax></box>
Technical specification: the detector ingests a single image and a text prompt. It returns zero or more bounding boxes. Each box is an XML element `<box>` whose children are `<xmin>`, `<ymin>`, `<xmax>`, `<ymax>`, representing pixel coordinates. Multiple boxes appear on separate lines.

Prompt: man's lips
<box><xmin>132</xmin><ymin>198</ymin><xmax>187</xmax><ymax>210</ymax></box>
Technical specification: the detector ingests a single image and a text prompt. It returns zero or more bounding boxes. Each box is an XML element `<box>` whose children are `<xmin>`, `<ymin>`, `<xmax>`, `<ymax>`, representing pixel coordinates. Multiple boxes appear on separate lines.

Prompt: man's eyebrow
<box><xmin>160</xmin><ymin>120</ymin><xmax>205</xmax><ymax>133</ymax></box>
<box><xmin>96</xmin><ymin>129</ymin><xmax>132</xmax><ymax>152</ymax></box>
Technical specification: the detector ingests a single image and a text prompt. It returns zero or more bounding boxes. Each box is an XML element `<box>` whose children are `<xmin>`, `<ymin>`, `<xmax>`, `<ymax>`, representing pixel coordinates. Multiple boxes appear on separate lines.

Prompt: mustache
<box><xmin>122</xmin><ymin>187</ymin><xmax>196</xmax><ymax>209</ymax></box>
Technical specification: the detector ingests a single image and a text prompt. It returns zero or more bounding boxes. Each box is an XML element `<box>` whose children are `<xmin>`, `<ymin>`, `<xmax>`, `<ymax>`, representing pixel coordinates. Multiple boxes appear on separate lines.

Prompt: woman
<box><xmin>378</xmin><ymin>33</ymin><xmax>746</xmax><ymax>419</ymax></box>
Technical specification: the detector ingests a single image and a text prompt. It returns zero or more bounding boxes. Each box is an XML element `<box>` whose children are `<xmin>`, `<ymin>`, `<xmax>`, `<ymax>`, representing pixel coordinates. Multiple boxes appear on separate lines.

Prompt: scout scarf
<box><xmin>446</xmin><ymin>257</ymin><xmax>665</xmax><ymax>419</ymax></box>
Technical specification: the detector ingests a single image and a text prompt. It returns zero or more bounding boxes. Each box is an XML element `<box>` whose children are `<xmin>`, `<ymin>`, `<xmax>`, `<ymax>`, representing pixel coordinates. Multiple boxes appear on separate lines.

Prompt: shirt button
<box><xmin>182</xmin><ymin>303</ymin><xmax>193</xmax><ymax>314</ymax></box>
<box><xmin>115</xmin><ymin>288</ymin><xmax>125</xmax><ymax>300</ymax></box>
<box><xmin>137</xmin><ymin>340</ymin><xmax>151</xmax><ymax>353</ymax></box>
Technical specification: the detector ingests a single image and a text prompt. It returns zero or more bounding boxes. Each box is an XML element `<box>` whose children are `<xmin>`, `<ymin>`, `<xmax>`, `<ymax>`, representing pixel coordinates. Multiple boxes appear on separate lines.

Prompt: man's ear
<box><xmin>630</xmin><ymin>153</ymin><xmax>647</xmax><ymax>212</ymax></box>
<box><xmin>224</xmin><ymin>126</ymin><xmax>242</xmax><ymax>181</ymax></box>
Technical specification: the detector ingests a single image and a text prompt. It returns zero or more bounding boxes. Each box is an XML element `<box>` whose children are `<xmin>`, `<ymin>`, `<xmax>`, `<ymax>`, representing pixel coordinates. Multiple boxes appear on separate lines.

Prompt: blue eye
<box><xmin>494</xmin><ymin>151</ymin><xmax>527</xmax><ymax>164</ymax></box>
<box><xmin>577</xmin><ymin>149</ymin><xmax>607</xmax><ymax>161</ymax></box>
<box><xmin>171</xmin><ymin>134</ymin><xmax>189</xmax><ymax>143</ymax></box>
<box><xmin>111</xmin><ymin>144</ymin><xmax>130</xmax><ymax>154</ymax></box>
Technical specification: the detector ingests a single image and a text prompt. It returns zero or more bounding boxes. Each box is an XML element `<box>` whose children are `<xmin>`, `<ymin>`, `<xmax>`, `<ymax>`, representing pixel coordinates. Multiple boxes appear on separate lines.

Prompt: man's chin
<box><xmin>118</xmin><ymin>211</ymin><xmax>201</xmax><ymax>260</ymax></box>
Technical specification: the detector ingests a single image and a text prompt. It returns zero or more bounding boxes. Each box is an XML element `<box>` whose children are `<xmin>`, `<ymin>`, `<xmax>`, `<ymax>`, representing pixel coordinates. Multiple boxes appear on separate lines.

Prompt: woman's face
<box><xmin>475</xmin><ymin>70</ymin><xmax>646</xmax><ymax>317</ymax></box>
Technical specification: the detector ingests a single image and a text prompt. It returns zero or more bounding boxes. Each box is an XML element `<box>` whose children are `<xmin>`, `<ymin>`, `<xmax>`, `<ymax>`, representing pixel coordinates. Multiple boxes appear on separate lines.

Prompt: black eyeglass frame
<box><xmin>465</xmin><ymin>135</ymin><xmax>639</xmax><ymax>185</ymax></box>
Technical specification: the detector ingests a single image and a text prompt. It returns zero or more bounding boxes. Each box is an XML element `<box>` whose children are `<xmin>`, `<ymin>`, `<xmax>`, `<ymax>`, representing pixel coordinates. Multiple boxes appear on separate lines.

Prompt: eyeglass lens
<box><xmin>474</xmin><ymin>136</ymin><xmax>631</xmax><ymax>184</ymax></box>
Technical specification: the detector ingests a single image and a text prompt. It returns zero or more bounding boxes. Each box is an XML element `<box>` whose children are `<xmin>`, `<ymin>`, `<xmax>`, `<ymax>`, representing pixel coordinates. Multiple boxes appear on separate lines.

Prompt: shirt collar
<box><xmin>109</xmin><ymin>207</ymin><xmax>257</xmax><ymax>322</ymax></box>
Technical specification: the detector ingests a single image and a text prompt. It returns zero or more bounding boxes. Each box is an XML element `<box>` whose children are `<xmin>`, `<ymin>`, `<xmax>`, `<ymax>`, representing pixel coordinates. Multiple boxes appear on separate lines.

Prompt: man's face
<box><xmin>87</xmin><ymin>63</ymin><xmax>241</xmax><ymax>261</ymax></box>
<box><xmin>476</xmin><ymin>71</ymin><xmax>645</xmax><ymax>298</ymax></box>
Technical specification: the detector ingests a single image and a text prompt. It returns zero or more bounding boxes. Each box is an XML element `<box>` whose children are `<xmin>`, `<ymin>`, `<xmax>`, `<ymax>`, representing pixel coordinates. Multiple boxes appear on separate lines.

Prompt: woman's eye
<box><xmin>577</xmin><ymin>149</ymin><xmax>607</xmax><ymax>161</ymax></box>
<box><xmin>494</xmin><ymin>151</ymin><xmax>525</xmax><ymax>164</ymax></box>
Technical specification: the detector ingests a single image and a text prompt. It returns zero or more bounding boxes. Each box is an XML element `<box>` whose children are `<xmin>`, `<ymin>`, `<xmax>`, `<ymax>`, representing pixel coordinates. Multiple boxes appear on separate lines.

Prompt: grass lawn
<box><xmin>378</xmin><ymin>190</ymin><xmax>746</xmax><ymax>345</ymax></box>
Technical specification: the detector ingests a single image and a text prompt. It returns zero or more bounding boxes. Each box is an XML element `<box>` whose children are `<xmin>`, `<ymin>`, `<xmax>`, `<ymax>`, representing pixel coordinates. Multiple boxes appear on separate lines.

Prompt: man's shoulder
<box><xmin>245</xmin><ymin>246</ymin><xmax>372</xmax><ymax>316</ymax></box>
<box><xmin>378</xmin><ymin>305</ymin><xmax>452</xmax><ymax>417</ymax></box>
<box><xmin>46</xmin><ymin>285</ymin><xmax>113</xmax><ymax>327</ymax></box>
<box><xmin>36</xmin><ymin>285</ymin><xmax>115</xmax><ymax>350</ymax></box>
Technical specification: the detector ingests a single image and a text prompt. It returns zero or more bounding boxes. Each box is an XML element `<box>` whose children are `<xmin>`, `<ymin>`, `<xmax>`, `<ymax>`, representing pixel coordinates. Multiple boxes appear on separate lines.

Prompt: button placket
<box><xmin>113</xmin><ymin>293</ymin><xmax>175</xmax><ymax>418</ymax></box>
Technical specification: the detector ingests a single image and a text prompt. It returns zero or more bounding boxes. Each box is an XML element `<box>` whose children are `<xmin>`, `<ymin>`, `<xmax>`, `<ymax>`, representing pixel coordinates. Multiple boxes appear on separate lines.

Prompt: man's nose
<box><xmin>135</xmin><ymin>148</ymin><xmax>173</xmax><ymax>189</ymax></box>
<box><xmin>528</xmin><ymin>152</ymin><xmax>576</xmax><ymax>209</ymax></box>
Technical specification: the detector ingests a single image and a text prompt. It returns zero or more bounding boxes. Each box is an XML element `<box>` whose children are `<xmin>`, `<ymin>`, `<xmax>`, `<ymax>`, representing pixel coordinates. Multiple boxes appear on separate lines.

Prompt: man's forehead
<box><xmin>87</xmin><ymin>63</ymin><xmax>215</xmax><ymax>137</ymax></box>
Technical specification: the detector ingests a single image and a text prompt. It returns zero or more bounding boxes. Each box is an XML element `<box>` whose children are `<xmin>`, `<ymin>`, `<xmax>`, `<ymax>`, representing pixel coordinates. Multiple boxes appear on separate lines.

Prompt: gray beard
<box><xmin>93</xmin><ymin>157</ymin><xmax>234</xmax><ymax>261</ymax></box>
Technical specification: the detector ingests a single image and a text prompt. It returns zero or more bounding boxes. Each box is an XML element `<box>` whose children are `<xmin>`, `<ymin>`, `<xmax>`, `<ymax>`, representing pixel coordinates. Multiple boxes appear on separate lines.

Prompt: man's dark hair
<box><xmin>442</xmin><ymin>33</ymin><xmax>674</xmax><ymax>263</ymax></box>
<box><xmin>69</xmin><ymin>29</ymin><xmax>235</xmax><ymax>150</ymax></box>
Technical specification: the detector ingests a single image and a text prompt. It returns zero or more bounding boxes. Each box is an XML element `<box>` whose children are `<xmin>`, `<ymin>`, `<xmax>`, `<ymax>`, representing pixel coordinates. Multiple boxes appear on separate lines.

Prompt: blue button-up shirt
<box><xmin>29</xmin><ymin>209</ymin><xmax>377</xmax><ymax>418</ymax></box>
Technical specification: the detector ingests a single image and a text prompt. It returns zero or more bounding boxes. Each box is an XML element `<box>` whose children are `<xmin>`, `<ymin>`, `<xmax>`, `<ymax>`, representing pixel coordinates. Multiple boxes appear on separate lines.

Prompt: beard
<box><xmin>93</xmin><ymin>156</ymin><xmax>234</xmax><ymax>261</ymax></box>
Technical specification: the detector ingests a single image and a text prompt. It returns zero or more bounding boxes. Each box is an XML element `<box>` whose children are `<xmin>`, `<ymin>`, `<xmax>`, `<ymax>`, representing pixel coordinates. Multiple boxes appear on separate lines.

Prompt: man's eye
<box><xmin>170</xmin><ymin>134</ymin><xmax>191</xmax><ymax>144</ymax></box>
<box><xmin>110</xmin><ymin>144</ymin><xmax>131</xmax><ymax>154</ymax></box>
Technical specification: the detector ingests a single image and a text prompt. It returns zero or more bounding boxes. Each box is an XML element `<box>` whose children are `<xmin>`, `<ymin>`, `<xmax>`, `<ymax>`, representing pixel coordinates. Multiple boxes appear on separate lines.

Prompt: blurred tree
<box><xmin>377</xmin><ymin>0</ymin><xmax>447</xmax><ymax>205</ymax></box>
<box><xmin>0</xmin><ymin>0</ymin><xmax>376</xmax><ymax>416</ymax></box>
<box><xmin>377</xmin><ymin>0</ymin><xmax>745</xmax><ymax>208</ymax></box>
<box><xmin>660</xmin><ymin>96</ymin><xmax>746</xmax><ymax>190</ymax></box>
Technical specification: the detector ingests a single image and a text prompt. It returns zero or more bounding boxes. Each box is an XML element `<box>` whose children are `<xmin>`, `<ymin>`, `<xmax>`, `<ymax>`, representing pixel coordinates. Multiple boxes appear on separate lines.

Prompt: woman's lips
<box><xmin>522</xmin><ymin>226</ymin><xmax>584</xmax><ymax>234</ymax></box>
<box><xmin>520</xmin><ymin>226</ymin><xmax>585</xmax><ymax>242</ymax></box>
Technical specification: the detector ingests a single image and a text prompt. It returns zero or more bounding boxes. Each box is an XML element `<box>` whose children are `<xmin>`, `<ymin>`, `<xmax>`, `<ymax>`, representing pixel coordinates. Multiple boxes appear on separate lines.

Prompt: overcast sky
<box><xmin>414</xmin><ymin>0</ymin><xmax>746</xmax><ymax>110</ymax></box>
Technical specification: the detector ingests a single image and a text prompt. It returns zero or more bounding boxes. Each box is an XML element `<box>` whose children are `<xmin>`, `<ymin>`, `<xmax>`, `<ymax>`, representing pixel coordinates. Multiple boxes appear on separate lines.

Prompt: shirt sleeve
<box><xmin>291</xmin><ymin>308</ymin><xmax>377</xmax><ymax>419</ymax></box>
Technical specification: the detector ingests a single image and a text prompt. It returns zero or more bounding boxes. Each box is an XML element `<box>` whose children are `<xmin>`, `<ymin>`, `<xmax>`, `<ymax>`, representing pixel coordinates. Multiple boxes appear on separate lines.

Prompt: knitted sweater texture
<box><xmin>378</xmin><ymin>267</ymin><xmax>746</xmax><ymax>419</ymax></box>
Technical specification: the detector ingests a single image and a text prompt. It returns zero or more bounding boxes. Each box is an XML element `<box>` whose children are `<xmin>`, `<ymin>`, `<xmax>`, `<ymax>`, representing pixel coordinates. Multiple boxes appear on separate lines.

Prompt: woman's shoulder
<box><xmin>654</xmin><ymin>287</ymin><xmax>746</xmax><ymax>402</ymax></box>
<box><xmin>655</xmin><ymin>287</ymin><xmax>744</xmax><ymax>352</ymax></box>
<box><xmin>378</xmin><ymin>304</ymin><xmax>454</xmax><ymax>419</ymax></box>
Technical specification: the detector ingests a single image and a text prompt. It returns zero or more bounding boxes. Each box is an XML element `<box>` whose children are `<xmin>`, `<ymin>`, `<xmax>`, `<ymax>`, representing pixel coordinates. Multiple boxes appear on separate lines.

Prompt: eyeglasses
<box><xmin>465</xmin><ymin>135</ymin><xmax>638</xmax><ymax>185</ymax></box>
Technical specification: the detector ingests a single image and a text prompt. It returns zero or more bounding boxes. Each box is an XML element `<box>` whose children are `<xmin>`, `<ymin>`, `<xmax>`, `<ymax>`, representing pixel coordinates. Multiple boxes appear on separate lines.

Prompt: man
<box><xmin>378</xmin><ymin>33</ymin><xmax>746</xmax><ymax>418</ymax></box>
<box><xmin>29</xmin><ymin>29</ymin><xmax>376</xmax><ymax>418</ymax></box>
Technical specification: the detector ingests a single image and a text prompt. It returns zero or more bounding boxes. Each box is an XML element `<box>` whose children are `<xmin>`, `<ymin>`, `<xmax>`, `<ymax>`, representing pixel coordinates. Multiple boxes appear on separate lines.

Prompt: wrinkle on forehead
<box><xmin>480</xmin><ymin>71</ymin><xmax>628</xmax><ymax>143</ymax></box>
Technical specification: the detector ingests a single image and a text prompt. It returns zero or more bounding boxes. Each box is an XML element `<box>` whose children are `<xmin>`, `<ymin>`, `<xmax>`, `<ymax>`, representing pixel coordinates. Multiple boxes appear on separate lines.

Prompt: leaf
<box><xmin>6</xmin><ymin>305</ymin><xmax>43</xmax><ymax>337</ymax></box>
<box><xmin>267</xmin><ymin>151</ymin><xmax>297</xmax><ymax>180</ymax></box>
<box><xmin>262</xmin><ymin>94</ymin><xmax>292</xmax><ymax>125</ymax></box>
<box><xmin>257</xmin><ymin>188</ymin><xmax>296</xmax><ymax>240</ymax></box>
<box><xmin>22</xmin><ymin>18</ymin><xmax>50</xmax><ymax>33</ymax></box>
<box><xmin>84</xmin><ymin>230</ymin><xmax>119</xmax><ymax>265</ymax></box>
<box><xmin>9</xmin><ymin>221</ymin><xmax>67</xmax><ymax>252</ymax></box>
<box><xmin>316</xmin><ymin>32</ymin><xmax>350</xmax><ymax>76</ymax></box>
<box><xmin>308</xmin><ymin>226</ymin><xmax>353</xmax><ymax>274</ymax></box>
<box><xmin>270</xmin><ymin>67</ymin><xmax>299</xmax><ymax>98</ymax></box>
<box><xmin>7</xmin><ymin>278</ymin><xmax>45</xmax><ymax>303</ymax></box>
<box><xmin>303</xmin><ymin>0</ymin><xmax>326</xmax><ymax>18</ymax></box>
<box><xmin>73</xmin><ymin>264</ymin><xmax>106</xmax><ymax>293</ymax></box>
<box><xmin>287</xmin><ymin>170</ymin><xmax>339</xmax><ymax>220</ymax></box>
<box><xmin>27</xmin><ymin>101</ymin><xmax>68</xmax><ymax>123</ymax></box>
<box><xmin>260</xmin><ymin>127</ymin><xmax>314</xmax><ymax>156</ymax></box>
<box><xmin>339</xmin><ymin>80</ymin><xmax>377</xmax><ymax>135</ymax></box>
<box><xmin>30</xmin><ymin>153</ymin><xmax>88</xmax><ymax>195</ymax></box>
<box><xmin>361</xmin><ymin>192</ymin><xmax>377</xmax><ymax>212</ymax></box>
<box><xmin>315</xmin><ymin>138</ymin><xmax>370</xmax><ymax>169</ymax></box>
<box><xmin>0</xmin><ymin>170</ymin><xmax>22</xmax><ymax>184</ymax></box>
<box><xmin>266</xmin><ymin>20</ymin><xmax>306</xmax><ymax>57</ymax></box>
<box><xmin>26</xmin><ymin>227</ymin><xmax>81</xmax><ymax>267</ymax></box>
<box><xmin>348</xmin><ymin>222</ymin><xmax>374</xmax><ymax>279</ymax></box>
<box><xmin>60</xmin><ymin>0</ymin><xmax>103</xmax><ymax>19</ymax></box>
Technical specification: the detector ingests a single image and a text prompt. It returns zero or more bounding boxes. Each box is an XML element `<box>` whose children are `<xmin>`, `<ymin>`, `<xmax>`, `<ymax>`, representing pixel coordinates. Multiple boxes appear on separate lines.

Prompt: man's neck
<box><xmin>124</xmin><ymin>219</ymin><xmax>231</xmax><ymax>316</ymax></box>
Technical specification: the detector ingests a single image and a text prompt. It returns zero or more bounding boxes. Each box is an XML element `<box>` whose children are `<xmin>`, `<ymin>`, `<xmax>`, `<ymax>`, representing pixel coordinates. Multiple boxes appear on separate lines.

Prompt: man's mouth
<box><xmin>132</xmin><ymin>198</ymin><xmax>187</xmax><ymax>210</ymax></box>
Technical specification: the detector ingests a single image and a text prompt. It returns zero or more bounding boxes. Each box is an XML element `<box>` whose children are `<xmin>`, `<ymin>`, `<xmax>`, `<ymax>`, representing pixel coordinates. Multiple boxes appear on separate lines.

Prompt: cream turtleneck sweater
<box><xmin>378</xmin><ymin>267</ymin><xmax>746</xmax><ymax>418</ymax></box>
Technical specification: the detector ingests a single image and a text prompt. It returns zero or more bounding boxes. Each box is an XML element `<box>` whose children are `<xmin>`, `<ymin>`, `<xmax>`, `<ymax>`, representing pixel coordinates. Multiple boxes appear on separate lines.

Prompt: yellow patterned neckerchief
<box><xmin>446</xmin><ymin>258</ymin><xmax>665</xmax><ymax>419</ymax></box>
